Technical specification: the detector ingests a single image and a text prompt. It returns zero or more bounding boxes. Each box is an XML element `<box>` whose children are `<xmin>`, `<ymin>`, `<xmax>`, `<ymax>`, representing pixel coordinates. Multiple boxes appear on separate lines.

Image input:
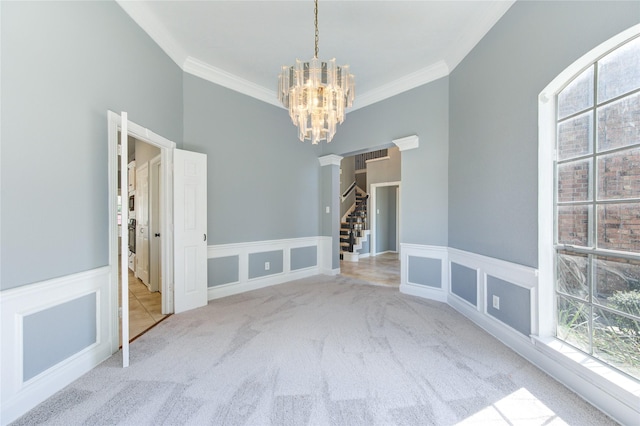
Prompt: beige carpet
<box><xmin>12</xmin><ymin>274</ymin><xmax>615</xmax><ymax>425</ymax></box>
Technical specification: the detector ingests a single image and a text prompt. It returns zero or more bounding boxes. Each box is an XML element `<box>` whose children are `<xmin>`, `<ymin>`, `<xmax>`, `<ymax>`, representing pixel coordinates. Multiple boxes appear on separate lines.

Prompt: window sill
<box><xmin>532</xmin><ymin>336</ymin><xmax>640</xmax><ymax>414</ymax></box>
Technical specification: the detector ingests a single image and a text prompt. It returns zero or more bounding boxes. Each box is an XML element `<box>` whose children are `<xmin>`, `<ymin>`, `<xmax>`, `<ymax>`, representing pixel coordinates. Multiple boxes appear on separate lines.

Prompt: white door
<box><xmin>135</xmin><ymin>162</ymin><xmax>150</xmax><ymax>285</ymax></box>
<box><xmin>174</xmin><ymin>149</ymin><xmax>208</xmax><ymax>313</ymax></box>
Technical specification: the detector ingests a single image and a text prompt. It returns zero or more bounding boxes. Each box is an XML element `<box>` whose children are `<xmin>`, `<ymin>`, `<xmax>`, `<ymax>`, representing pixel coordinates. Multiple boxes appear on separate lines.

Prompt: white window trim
<box><xmin>538</xmin><ymin>23</ymin><xmax>640</xmax><ymax>403</ymax></box>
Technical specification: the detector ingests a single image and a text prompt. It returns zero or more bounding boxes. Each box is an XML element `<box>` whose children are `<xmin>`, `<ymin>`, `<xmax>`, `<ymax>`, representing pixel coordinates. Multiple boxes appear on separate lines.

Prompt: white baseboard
<box><xmin>322</xmin><ymin>267</ymin><xmax>340</xmax><ymax>276</ymax></box>
<box><xmin>208</xmin><ymin>267</ymin><xmax>319</xmax><ymax>300</ymax></box>
<box><xmin>0</xmin><ymin>267</ymin><xmax>113</xmax><ymax>426</ymax></box>
<box><xmin>400</xmin><ymin>282</ymin><xmax>447</xmax><ymax>302</ymax></box>
<box><xmin>448</xmin><ymin>293</ymin><xmax>640</xmax><ymax>425</ymax></box>
<box><xmin>399</xmin><ymin>243</ymin><xmax>639</xmax><ymax>425</ymax></box>
<box><xmin>207</xmin><ymin>237</ymin><xmax>331</xmax><ymax>301</ymax></box>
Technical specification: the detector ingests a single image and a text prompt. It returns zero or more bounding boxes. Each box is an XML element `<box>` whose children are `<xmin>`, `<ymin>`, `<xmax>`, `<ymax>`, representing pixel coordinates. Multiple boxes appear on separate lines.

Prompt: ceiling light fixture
<box><xmin>277</xmin><ymin>0</ymin><xmax>355</xmax><ymax>144</ymax></box>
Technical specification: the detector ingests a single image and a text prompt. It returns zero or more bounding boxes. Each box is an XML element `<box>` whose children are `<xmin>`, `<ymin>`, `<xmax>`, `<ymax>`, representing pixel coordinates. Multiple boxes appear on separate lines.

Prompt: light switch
<box><xmin>326</xmin><ymin>206</ymin><xmax>330</xmax><ymax>213</ymax></box>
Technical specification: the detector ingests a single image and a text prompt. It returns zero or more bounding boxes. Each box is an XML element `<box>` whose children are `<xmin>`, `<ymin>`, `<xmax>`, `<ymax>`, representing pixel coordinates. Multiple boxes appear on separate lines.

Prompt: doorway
<box><xmin>338</xmin><ymin>147</ymin><xmax>401</xmax><ymax>285</ymax></box>
<box><xmin>370</xmin><ymin>182</ymin><xmax>400</xmax><ymax>256</ymax></box>
<box><xmin>124</xmin><ymin>139</ymin><xmax>166</xmax><ymax>342</ymax></box>
<box><xmin>107</xmin><ymin>111</ymin><xmax>176</xmax><ymax>356</ymax></box>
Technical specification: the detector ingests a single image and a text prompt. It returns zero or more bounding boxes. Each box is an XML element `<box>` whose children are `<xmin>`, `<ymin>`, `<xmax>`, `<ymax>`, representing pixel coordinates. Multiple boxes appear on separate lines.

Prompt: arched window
<box><xmin>539</xmin><ymin>26</ymin><xmax>640</xmax><ymax>380</ymax></box>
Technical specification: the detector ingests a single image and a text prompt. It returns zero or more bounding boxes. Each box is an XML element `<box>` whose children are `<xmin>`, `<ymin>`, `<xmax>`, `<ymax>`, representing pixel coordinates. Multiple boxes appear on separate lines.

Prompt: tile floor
<box><xmin>340</xmin><ymin>252</ymin><xmax>400</xmax><ymax>286</ymax></box>
<box><xmin>120</xmin><ymin>267</ymin><xmax>167</xmax><ymax>345</ymax></box>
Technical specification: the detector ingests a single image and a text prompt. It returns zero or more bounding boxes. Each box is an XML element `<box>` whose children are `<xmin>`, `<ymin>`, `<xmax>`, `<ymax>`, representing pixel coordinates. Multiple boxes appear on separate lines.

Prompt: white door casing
<box><xmin>108</xmin><ymin>111</ymin><xmax>176</xmax><ymax>363</ymax></box>
<box><xmin>120</xmin><ymin>113</ymin><xmax>130</xmax><ymax>367</ymax></box>
<box><xmin>136</xmin><ymin>162</ymin><xmax>150</xmax><ymax>285</ymax></box>
<box><xmin>173</xmin><ymin>149</ymin><xmax>208</xmax><ymax>314</ymax></box>
<box><xmin>149</xmin><ymin>155</ymin><xmax>161</xmax><ymax>293</ymax></box>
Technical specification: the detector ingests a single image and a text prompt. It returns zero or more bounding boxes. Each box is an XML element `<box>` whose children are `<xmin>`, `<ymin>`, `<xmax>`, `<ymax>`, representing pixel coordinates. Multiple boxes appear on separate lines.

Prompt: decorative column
<box><xmin>392</xmin><ymin>135</ymin><xmax>420</xmax><ymax>289</ymax></box>
<box><xmin>318</xmin><ymin>154</ymin><xmax>343</xmax><ymax>274</ymax></box>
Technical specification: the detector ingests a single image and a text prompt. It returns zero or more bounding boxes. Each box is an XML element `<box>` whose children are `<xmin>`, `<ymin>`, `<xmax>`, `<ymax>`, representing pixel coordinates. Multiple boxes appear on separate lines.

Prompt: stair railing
<box><xmin>347</xmin><ymin>193</ymin><xmax>369</xmax><ymax>252</ymax></box>
<box><xmin>341</xmin><ymin>181</ymin><xmax>357</xmax><ymax>202</ymax></box>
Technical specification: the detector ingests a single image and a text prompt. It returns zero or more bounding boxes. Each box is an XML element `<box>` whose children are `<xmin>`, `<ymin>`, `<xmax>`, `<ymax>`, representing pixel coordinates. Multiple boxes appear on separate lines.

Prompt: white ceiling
<box><xmin>117</xmin><ymin>0</ymin><xmax>515</xmax><ymax>110</ymax></box>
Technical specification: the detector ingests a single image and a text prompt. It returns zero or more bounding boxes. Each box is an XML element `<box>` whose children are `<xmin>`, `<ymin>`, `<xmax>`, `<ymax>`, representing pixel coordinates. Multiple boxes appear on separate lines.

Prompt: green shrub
<box><xmin>609</xmin><ymin>290</ymin><xmax>640</xmax><ymax>336</ymax></box>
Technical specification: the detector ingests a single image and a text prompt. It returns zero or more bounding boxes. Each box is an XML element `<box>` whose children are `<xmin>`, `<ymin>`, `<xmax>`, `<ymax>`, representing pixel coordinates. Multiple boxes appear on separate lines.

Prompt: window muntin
<box><xmin>557</xmin><ymin>111</ymin><xmax>593</xmax><ymax>160</ymax></box>
<box><xmin>555</xmin><ymin>36</ymin><xmax>640</xmax><ymax>380</ymax></box>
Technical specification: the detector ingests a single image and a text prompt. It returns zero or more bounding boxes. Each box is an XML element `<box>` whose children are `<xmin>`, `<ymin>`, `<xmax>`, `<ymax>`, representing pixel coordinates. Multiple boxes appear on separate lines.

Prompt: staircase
<box><xmin>340</xmin><ymin>189</ymin><xmax>370</xmax><ymax>261</ymax></box>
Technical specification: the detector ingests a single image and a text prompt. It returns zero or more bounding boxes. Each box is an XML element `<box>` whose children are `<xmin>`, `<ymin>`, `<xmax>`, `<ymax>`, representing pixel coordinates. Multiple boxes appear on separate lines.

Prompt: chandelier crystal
<box><xmin>277</xmin><ymin>0</ymin><xmax>355</xmax><ymax>144</ymax></box>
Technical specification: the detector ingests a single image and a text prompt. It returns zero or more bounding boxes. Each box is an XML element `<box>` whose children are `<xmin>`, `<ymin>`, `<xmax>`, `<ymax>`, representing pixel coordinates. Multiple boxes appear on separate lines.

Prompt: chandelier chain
<box><xmin>314</xmin><ymin>0</ymin><xmax>319</xmax><ymax>58</ymax></box>
<box><xmin>277</xmin><ymin>0</ymin><xmax>354</xmax><ymax>144</ymax></box>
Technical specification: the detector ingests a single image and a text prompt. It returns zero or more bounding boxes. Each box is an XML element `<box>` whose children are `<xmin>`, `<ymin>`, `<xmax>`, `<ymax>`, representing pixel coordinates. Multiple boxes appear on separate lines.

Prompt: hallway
<box><xmin>340</xmin><ymin>252</ymin><xmax>400</xmax><ymax>287</ymax></box>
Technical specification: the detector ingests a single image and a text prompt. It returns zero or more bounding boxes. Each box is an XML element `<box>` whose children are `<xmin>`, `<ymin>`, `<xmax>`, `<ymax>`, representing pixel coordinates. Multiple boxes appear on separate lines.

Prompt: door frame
<box><xmin>107</xmin><ymin>111</ymin><xmax>175</xmax><ymax>354</ymax></box>
<box><xmin>369</xmin><ymin>181</ymin><xmax>401</xmax><ymax>256</ymax></box>
<box><xmin>149</xmin><ymin>154</ymin><xmax>162</xmax><ymax>293</ymax></box>
<box><xmin>135</xmin><ymin>161</ymin><xmax>150</xmax><ymax>284</ymax></box>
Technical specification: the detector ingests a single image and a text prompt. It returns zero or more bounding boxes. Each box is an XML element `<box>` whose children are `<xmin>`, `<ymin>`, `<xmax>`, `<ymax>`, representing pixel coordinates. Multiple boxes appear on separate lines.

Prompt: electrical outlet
<box><xmin>265</xmin><ymin>262</ymin><xmax>270</xmax><ymax>271</ymax></box>
<box><xmin>492</xmin><ymin>295</ymin><xmax>500</xmax><ymax>310</ymax></box>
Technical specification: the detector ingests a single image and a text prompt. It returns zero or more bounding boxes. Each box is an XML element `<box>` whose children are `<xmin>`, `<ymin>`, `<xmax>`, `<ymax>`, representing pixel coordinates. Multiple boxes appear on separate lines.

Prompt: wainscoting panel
<box><xmin>448</xmin><ymin>247</ymin><xmax>538</xmax><ymax>336</ymax></box>
<box><xmin>291</xmin><ymin>245</ymin><xmax>318</xmax><ymax>271</ymax></box>
<box><xmin>208</xmin><ymin>255</ymin><xmax>240</xmax><ymax>287</ymax></box>
<box><xmin>207</xmin><ymin>237</ymin><xmax>328</xmax><ymax>300</ymax></box>
<box><xmin>399</xmin><ymin>244</ymin><xmax>448</xmax><ymax>302</ymax></box>
<box><xmin>0</xmin><ymin>266</ymin><xmax>112</xmax><ymax>425</ymax></box>
<box><xmin>450</xmin><ymin>262</ymin><xmax>478</xmax><ymax>307</ymax></box>
<box><xmin>486</xmin><ymin>275</ymin><xmax>532</xmax><ymax>336</ymax></box>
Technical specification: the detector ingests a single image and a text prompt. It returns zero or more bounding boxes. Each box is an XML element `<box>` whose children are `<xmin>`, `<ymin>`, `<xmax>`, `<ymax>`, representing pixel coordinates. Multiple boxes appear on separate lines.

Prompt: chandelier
<box><xmin>277</xmin><ymin>0</ymin><xmax>355</xmax><ymax>144</ymax></box>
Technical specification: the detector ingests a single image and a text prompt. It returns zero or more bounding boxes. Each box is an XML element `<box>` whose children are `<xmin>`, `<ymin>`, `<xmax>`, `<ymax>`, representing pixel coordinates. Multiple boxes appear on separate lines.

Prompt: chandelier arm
<box><xmin>314</xmin><ymin>0</ymin><xmax>319</xmax><ymax>58</ymax></box>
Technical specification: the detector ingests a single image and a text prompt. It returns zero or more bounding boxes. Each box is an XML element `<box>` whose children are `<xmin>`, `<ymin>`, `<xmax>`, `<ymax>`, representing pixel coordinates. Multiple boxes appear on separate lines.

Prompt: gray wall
<box><xmin>375</xmin><ymin>186</ymin><xmax>398</xmax><ymax>253</ymax></box>
<box><xmin>326</xmin><ymin>79</ymin><xmax>449</xmax><ymax>247</ymax></box>
<box><xmin>1</xmin><ymin>1</ymin><xmax>183</xmax><ymax>290</ymax></box>
<box><xmin>182</xmin><ymin>74</ymin><xmax>321</xmax><ymax>245</ymax></box>
<box><xmin>375</xmin><ymin>187</ymin><xmax>390</xmax><ymax>253</ymax></box>
<box><xmin>449</xmin><ymin>1</ymin><xmax>640</xmax><ymax>268</ymax></box>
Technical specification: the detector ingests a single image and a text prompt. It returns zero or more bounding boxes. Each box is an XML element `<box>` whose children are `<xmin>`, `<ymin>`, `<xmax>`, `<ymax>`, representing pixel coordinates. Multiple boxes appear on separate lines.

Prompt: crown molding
<box><xmin>116</xmin><ymin>1</ymin><xmax>188</xmax><ymax>68</ymax></box>
<box><xmin>350</xmin><ymin>61</ymin><xmax>450</xmax><ymax>112</ymax></box>
<box><xmin>118</xmin><ymin>0</ymin><xmax>513</xmax><ymax>111</ymax></box>
<box><xmin>318</xmin><ymin>154</ymin><xmax>343</xmax><ymax>167</ymax></box>
<box><xmin>183</xmin><ymin>57</ymin><xmax>282</xmax><ymax>109</ymax></box>
<box><xmin>393</xmin><ymin>135</ymin><xmax>419</xmax><ymax>152</ymax></box>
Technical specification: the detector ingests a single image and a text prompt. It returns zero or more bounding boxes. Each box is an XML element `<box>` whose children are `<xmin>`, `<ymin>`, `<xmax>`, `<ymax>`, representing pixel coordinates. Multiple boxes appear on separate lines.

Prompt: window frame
<box><xmin>538</xmin><ymin>24</ymin><xmax>640</xmax><ymax>392</ymax></box>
